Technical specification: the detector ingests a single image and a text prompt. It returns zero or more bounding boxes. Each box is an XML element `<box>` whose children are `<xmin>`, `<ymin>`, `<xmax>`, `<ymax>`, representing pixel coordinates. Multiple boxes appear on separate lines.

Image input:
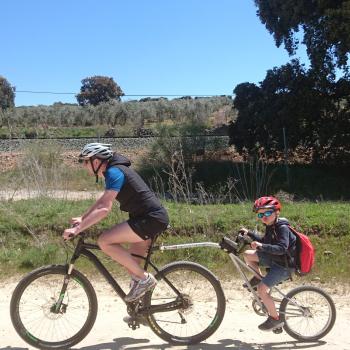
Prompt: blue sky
<box><xmin>1</xmin><ymin>0</ymin><xmax>308</xmax><ymax>106</ymax></box>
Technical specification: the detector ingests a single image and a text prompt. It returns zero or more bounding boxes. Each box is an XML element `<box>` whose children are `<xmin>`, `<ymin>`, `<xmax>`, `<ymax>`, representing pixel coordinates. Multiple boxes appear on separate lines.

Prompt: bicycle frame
<box><xmin>158</xmin><ymin>240</ymin><xmax>292</xmax><ymax>313</ymax></box>
<box><xmin>60</xmin><ymin>235</ymin><xmax>298</xmax><ymax>317</ymax></box>
<box><xmin>58</xmin><ymin>235</ymin><xmax>189</xmax><ymax>315</ymax></box>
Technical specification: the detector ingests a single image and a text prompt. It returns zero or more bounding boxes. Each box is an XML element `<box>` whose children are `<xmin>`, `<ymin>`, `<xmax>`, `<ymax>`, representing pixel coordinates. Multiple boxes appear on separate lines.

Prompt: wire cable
<box><xmin>16</xmin><ymin>90</ymin><xmax>231</xmax><ymax>97</ymax></box>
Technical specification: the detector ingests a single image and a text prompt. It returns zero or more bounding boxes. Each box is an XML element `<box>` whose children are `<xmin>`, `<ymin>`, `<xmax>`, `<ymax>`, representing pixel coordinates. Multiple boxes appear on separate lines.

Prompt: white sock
<box><xmin>140</xmin><ymin>273</ymin><xmax>151</xmax><ymax>283</ymax></box>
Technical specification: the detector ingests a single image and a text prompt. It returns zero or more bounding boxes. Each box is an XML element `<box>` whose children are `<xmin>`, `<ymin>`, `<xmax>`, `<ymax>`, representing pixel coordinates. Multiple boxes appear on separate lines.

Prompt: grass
<box><xmin>0</xmin><ymin>198</ymin><xmax>349</xmax><ymax>282</ymax></box>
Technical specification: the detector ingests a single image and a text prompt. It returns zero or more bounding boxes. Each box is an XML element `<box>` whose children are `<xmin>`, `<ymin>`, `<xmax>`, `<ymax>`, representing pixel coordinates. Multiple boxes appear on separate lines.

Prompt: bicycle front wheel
<box><xmin>144</xmin><ymin>261</ymin><xmax>226</xmax><ymax>345</ymax></box>
<box><xmin>10</xmin><ymin>265</ymin><xmax>98</xmax><ymax>350</ymax></box>
<box><xmin>280</xmin><ymin>285</ymin><xmax>336</xmax><ymax>341</ymax></box>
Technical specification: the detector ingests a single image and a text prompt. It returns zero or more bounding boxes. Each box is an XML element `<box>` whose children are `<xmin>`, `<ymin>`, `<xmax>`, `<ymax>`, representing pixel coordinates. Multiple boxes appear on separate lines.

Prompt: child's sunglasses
<box><xmin>257</xmin><ymin>210</ymin><xmax>274</xmax><ymax>219</ymax></box>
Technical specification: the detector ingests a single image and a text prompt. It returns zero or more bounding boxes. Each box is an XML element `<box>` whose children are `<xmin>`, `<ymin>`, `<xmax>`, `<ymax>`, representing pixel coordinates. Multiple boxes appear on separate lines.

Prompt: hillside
<box><xmin>0</xmin><ymin>96</ymin><xmax>235</xmax><ymax>139</ymax></box>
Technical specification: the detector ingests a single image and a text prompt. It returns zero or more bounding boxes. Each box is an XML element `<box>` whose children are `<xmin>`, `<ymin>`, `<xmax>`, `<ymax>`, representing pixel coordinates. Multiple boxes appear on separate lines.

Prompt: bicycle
<box><xmin>111</xmin><ymin>233</ymin><xmax>336</xmax><ymax>342</ymax></box>
<box><xmin>10</xmin><ymin>232</ymin><xmax>226</xmax><ymax>350</ymax></box>
<box><xmin>217</xmin><ymin>233</ymin><xmax>336</xmax><ymax>341</ymax></box>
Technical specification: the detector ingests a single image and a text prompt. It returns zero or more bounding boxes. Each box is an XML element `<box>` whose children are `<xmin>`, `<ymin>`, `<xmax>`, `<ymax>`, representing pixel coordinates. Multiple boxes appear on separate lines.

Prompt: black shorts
<box><xmin>128</xmin><ymin>207</ymin><xmax>169</xmax><ymax>240</ymax></box>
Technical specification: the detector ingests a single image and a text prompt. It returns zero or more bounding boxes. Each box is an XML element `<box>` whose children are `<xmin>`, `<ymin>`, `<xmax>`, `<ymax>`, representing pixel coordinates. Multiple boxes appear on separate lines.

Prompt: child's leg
<box><xmin>258</xmin><ymin>263</ymin><xmax>291</xmax><ymax>319</ymax></box>
<box><xmin>243</xmin><ymin>249</ymin><xmax>262</xmax><ymax>277</ymax></box>
<box><xmin>257</xmin><ymin>283</ymin><xmax>278</xmax><ymax>318</ymax></box>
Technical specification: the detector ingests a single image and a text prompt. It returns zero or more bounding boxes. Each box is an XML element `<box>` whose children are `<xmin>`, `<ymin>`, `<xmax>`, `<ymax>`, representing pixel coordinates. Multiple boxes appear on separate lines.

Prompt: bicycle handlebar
<box><xmin>64</xmin><ymin>223</ymin><xmax>85</xmax><ymax>241</ymax></box>
<box><xmin>219</xmin><ymin>231</ymin><xmax>252</xmax><ymax>255</ymax></box>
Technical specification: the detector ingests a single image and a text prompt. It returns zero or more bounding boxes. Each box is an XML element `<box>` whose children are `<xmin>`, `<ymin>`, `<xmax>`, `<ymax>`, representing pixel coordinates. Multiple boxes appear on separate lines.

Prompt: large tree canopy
<box><xmin>255</xmin><ymin>0</ymin><xmax>350</xmax><ymax>77</ymax></box>
<box><xmin>0</xmin><ymin>76</ymin><xmax>15</xmax><ymax>110</ymax></box>
<box><xmin>229</xmin><ymin>59</ymin><xmax>350</xmax><ymax>164</ymax></box>
<box><xmin>76</xmin><ymin>76</ymin><xmax>124</xmax><ymax>106</ymax></box>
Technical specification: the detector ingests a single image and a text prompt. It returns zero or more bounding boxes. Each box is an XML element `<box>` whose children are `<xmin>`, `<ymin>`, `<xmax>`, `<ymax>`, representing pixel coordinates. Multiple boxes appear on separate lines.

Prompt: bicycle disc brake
<box><xmin>178</xmin><ymin>293</ymin><xmax>193</xmax><ymax>315</ymax></box>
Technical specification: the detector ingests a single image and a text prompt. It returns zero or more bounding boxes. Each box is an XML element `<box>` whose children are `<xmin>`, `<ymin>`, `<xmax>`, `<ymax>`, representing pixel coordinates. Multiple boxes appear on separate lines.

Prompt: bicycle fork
<box><xmin>52</xmin><ymin>263</ymin><xmax>75</xmax><ymax>314</ymax></box>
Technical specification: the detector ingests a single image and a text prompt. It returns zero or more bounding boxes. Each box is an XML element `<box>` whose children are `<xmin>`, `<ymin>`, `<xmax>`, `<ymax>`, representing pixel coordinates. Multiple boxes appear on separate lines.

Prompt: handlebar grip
<box><xmin>220</xmin><ymin>237</ymin><xmax>239</xmax><ymax>254</ymax></box>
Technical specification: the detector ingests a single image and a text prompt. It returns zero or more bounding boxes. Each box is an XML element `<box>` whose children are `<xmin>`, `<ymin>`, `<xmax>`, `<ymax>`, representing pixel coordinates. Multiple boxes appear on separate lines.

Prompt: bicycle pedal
<box><xmin>128</xmin><ymin>320</ymin><xmax>140</xmax><ymax>330</ymax></box>
<box><xmin>273</xmin><ymin>327</ymin><xmax>283</xmax><ymax>334</ymax></box>
<box><xmin>128</xmin><ymin>322</ymin><xmax>140</xmax><ymax>331</ymax></box>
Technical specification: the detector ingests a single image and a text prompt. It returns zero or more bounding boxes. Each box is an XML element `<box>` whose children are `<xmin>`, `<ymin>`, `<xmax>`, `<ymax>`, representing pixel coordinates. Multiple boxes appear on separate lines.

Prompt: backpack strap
<box><xmin>272</xmin><ymin>223</ymin><xmax>295</xmax><ymax>277</ymax></box>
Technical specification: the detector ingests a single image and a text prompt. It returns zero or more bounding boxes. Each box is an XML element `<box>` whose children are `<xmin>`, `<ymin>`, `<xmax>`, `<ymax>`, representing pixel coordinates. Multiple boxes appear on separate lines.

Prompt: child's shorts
<box><xmin>257</xmin><ymin>251</ymin><xmax>293</xmax><ymax>288</ymax></box>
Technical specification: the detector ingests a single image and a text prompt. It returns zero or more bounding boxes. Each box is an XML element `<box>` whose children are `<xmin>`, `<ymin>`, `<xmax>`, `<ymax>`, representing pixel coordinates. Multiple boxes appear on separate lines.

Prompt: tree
<box><xmin>254</xmin><ymin>0</ymin><xmax>350</xmax><ymax>77</ymax></box>
<box><xmin>229</xmin><ymin>59</ymin><xmax>350</xmax><ymax>164</ymax></box>
<box><xmin>0</xmin><ymin>76</ymin><xmax>15</xmax><ymax>110</ymax></box>
<box><xmin>76</xmin><ymin>76</ymin><xmax>124</xmax><ymax>106</ymax></box>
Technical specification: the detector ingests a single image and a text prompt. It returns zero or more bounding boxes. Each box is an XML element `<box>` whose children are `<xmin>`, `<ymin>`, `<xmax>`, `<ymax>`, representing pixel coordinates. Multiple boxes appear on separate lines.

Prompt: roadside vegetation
<box><xmin>0</xmin><ymin>136</ymin><xmax>348</xmax><ymax>285</ymax></box>
<box><xmin>0</xmin><ymin>197</ymin><xmax>349</xmax><ymax>282</ymax></box>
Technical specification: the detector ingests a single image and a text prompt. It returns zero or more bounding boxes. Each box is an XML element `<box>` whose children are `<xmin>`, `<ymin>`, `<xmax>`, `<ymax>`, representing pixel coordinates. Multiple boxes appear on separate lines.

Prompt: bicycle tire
<box><xmin>279</xmin><ymin>285</ymin><xmax>336</xmax><ymax>341</ymax></box>
<box><xmin>10</xmin><ymin>265</ymin><xmax>98</xmax><ymax>350</ymax></box>
<box><xmin>144</xmin><ymin>261</ymin><xmax>226</xmax><ymax>345</ymax></box>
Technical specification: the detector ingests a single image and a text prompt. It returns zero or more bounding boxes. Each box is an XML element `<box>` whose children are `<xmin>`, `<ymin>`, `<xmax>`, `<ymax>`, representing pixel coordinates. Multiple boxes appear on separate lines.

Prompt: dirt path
<box><xmin>1</xmin><ymin>278</ymin><xmax>349</xmax><ymax>350</ymax></box>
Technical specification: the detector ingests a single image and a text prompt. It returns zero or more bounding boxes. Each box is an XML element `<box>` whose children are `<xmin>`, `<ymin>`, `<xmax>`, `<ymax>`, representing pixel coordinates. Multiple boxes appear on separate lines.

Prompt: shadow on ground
<box><xmin>0</xmin><ymin>337</ymin><xmax>326</xmax><ymax>350</ymax></box>
<box><xmin>76</xmin><ymin>337</ymin><xmax>326</xmax><ymax>350</ymax></box>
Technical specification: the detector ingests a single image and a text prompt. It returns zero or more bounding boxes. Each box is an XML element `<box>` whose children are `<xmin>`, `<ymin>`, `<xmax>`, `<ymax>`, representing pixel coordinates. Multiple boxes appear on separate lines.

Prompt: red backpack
<box><xmin>288</xmin><ymin>225</ymin><xmax>315</xmax><ymax>275</ymax></box>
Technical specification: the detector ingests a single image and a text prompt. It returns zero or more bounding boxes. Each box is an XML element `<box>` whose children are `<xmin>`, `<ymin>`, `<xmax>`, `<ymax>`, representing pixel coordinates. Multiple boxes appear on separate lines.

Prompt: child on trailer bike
<box><xmin>63</xmin><ymin>143</ymin><xmax>169</xmax><ymax>302</ymax></box>
<box><xmin>240</xmin><ymin>196</ymin><xmax>296</xmax><ymax>332</ymax></box>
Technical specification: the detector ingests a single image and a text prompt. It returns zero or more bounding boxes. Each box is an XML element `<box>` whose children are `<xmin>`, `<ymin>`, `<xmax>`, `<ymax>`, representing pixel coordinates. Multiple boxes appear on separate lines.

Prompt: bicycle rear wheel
<box><xmin>144</xmin><ymin>261</ymin><xmax>226</xmax><ymax>345</ymax></box>
<box><xmin>279</xmin><ymin>285</ymin><xmax>336</xmax><ymax>341</ymax></box>
<box><xmin>10</xmin><ymin>265</ymin><xmax>98</xmax><ymax>350</ymax></box>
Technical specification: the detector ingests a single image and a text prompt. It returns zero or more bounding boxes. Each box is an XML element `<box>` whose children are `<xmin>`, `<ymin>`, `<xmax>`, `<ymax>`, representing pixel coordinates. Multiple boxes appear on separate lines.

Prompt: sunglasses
<box><xmin>257</xmin><ymin>210</ymin><xmax>274</xmax><ymax>219</ymax></box>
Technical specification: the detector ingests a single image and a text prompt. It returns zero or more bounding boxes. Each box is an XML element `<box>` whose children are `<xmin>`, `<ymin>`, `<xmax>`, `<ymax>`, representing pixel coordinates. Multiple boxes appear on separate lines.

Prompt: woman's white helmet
<box><xmin>79</xmin><ymin>143</ymin><xmax>113</xmax><ymax>160</ymax></box>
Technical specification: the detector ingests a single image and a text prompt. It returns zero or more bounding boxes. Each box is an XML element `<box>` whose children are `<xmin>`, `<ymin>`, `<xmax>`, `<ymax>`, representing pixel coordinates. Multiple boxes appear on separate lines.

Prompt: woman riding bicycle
<box><xmin>240</xmin><ymin>196</ymin><xmax>296</xmax><ymax>331</ymax></box>
<box><xmin>63</xmin><ymin>143</ymin><xmax>169</xmax><ymax>302</ymax></box>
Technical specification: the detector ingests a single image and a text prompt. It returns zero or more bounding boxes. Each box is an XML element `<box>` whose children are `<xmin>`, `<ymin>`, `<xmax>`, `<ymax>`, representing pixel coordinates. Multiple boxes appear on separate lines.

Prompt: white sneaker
<box><xmin>124</xmin><ymin>274</ymin><xmax>157</xmax><ymax>302</ymax></box>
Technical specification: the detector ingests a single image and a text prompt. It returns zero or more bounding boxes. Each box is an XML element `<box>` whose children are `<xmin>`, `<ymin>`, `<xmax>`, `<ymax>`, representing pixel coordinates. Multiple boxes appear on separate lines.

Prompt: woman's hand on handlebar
<box><xmin>63</xmin><ymin>222</ymin><xmax>81</xmax><ymax>241</ymax></box>
<box><xmin>71</xmin><ymin>217</ymin><xmax>82</xmax><ymax>226</ymax></box>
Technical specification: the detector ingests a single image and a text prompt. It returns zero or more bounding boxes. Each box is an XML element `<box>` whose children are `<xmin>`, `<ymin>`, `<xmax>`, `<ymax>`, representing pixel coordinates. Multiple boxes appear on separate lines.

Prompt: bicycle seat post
<box><xmin>143</xmin><ymin>234</ymin><xmax>160</xmax><ymax>271</ymax></box>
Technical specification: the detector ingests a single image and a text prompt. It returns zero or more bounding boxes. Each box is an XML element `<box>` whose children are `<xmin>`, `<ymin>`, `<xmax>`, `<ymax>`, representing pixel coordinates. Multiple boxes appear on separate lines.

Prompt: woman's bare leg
<box><xmin>127</xmin><ymin>240</ymin><xmax>151</xmax><ymax>278</ymax></box>
<box><xmin>97</xmin><ymin>221</ymin><xmax>148</xmax><ymax>279</ymax></box>
<box><xmin>128</xmin><ymin>240</ymin><xmax>152</xmax><ymax>264</ymax></box>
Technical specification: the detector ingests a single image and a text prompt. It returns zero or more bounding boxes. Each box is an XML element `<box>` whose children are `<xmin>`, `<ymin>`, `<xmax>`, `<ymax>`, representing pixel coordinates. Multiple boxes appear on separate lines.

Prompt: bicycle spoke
<box><xmin>145</xmin><ymin>262</ymin><xmax>225</xmax><ymax>344</ymax></box>
<box><xmin>11</xmin><ymin>266</ymin><xmax>97</xmax><ymax>348</ymax></box>
<box><xmin>280</xmin><ymin>286</ymin><xmax>336</xmax><ymax>341</ymax></box>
